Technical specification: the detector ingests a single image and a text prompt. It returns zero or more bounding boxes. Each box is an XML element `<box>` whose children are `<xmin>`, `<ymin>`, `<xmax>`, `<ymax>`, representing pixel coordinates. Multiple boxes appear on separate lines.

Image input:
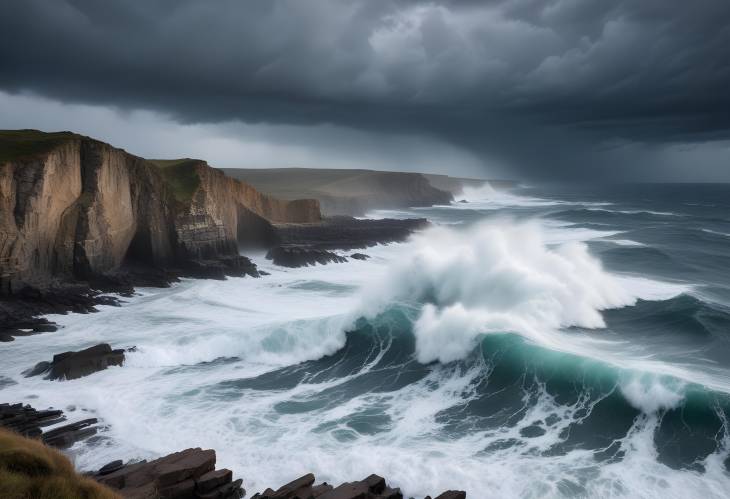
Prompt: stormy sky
<box><xmin>1</xmin><ymin>0</ymin><xmax>729</xmax><ymax>181</ymax></box>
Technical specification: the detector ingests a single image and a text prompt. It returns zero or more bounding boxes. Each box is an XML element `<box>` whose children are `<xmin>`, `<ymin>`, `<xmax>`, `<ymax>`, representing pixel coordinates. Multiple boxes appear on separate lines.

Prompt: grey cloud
<box><xmin>1</xmin><ymin>0</ymin><xmax>729</xmax><ymax>179</ymax></box>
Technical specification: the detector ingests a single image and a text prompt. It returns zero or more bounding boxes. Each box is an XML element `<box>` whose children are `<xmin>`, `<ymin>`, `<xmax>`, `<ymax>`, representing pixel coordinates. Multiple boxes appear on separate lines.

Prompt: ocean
<box><xmin>2</xmin><ymin>183</ymin><xmax>730</xmax><ymax>498</ymax></box>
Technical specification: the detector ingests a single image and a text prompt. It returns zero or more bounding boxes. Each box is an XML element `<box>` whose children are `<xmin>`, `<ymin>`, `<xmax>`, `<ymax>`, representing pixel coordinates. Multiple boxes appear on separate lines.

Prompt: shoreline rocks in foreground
<box><xmin>0</xmin><ymin>402</ymin><xmax>100</xmax><ymax>449</ymax></box>
<box><xmin>1</xmin><ymin>402</ymin><xmax>466</xmax><ymax>499</ymax></box>
<box><xmin>93</xmin><ymin>448</ymin><xmax>244</xmax><ymax>499</ymax></box>
<box><xmin>252</xmin><ymin>472</ymin><xmax>466</xmax><ymax>499</ymax></box>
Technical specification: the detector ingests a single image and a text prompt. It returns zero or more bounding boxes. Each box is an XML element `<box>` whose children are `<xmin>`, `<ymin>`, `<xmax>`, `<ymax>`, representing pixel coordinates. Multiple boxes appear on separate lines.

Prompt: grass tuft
<box><xmin>0</xmin><ymin>130</ymin><xmax>81</xmax><ymax>164</ymax></box>
<box><xmin>0</xmin><ymin>428</ymin><xmax>121</xmax><ymax>499</ymax></box>
<box><xmin>148</xmin><ymin>158</ymin><xmax>202</xmax><ymax>203</ymax></box>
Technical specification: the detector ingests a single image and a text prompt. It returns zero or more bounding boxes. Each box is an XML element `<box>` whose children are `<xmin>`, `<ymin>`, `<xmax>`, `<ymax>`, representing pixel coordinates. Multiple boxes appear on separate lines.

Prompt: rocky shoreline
<box><xmin>0</xmin><ymin>130</ymin><xmax>472</xmax><ymax>498</ymax></box>
<box><xmin>1</xmin><ymin>215</ymin><xmax>425</xmax><ymax>341</ymax></box>
<box><xmin>2</xmin><ymin>401</ymin><xmax>466</xmax><ymax>498</ymax></box>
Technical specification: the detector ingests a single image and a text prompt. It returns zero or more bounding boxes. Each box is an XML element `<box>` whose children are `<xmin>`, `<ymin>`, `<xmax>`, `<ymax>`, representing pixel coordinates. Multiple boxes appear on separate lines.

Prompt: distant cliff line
<box><xmin>221</xmin><ymin>168</ymin><xmax>514</xmax><ymax>217</ymax></box>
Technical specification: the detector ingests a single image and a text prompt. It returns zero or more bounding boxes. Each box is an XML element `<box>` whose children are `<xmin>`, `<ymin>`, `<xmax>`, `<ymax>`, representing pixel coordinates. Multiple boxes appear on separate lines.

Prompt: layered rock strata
<box><xmin>0</xmin><ymin>131</ymin><xmax>321</xmax><ymax>336</ymax></box>
<box><xmin>93</xmin><ymin>449</ymin><xmax>244</xmax><ymax>499</ymax></box>
<box><xmin>0</xmin><ymin>402</ymin><xmax>99</xmax><ymax>449</ymax></box>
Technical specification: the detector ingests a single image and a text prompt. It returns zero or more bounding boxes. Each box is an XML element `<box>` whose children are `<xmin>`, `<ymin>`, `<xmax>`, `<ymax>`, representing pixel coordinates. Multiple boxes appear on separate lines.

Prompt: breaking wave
<box><xmin>357</xmin><ymin>220</ymin><xmax>688</xmax><ymax>364</ymax></box>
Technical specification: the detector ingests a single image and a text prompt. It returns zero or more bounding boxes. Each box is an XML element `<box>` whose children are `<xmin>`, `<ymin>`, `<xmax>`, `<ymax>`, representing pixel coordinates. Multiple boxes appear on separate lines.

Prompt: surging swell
<box><xmin>355</xmin><ymin>219</ymin><xmax>688</xmax><ymax>364</ymax></box>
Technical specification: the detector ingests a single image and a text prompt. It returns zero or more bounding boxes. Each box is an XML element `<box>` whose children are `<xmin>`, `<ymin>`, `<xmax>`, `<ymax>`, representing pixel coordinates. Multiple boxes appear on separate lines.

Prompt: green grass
<box><xmin>0</xmin><ymin>130</ymin><xmax>81</xmax><ymax>163</ymax></box>
<box><xmin>0</xmin><ymin>428</ymin><xmax>121</xmax><ymax>499</ymax></box>
<box><xmin>148</xmin><ymin>158</ymin><xmax>202</xmax><ymax>203</ymax></box>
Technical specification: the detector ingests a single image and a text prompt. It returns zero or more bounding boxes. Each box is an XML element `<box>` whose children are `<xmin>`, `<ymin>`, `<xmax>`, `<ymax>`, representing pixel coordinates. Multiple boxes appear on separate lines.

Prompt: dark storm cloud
<box><xmin>1</xmin><ymin>0</ymin><xmax>729</xmax><ymax>179</ymax></box>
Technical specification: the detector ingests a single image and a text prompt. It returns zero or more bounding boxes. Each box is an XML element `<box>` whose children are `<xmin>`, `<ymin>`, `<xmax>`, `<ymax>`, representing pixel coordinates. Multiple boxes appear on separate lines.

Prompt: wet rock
<box><xmin>266</xmin><ymin>246</ymin><xmax>347</xmax><ymax>268</ymax></box>
<box><xmin>0</xmin><ymin>402</ymin><xmax>65</xmax><ymax>437</ymax></box>
<box><xmin>254</xmin><ymin>474</ymin><xmax>403</xmax><ymax>499</ymax></box>
<box><xmin>197</xmin><ymin>469</ymin><xmax>233</xmax><ymax>493</ymax></box>
<box><xmin>94</xmin><ymin>448</ymin><xmax>244</xmax><ymax>499</ymax></box>
<box><xmin>433</xmin><ymin>492</ymin><xmax>466</xmax><ymax>499</ymax></box>
<box><xmin>254</xmin><ymin>474</ymin><xmax>465</xmax><ymax>499</ymax></box>
<box><xmin>41</xmin><ymin>418</ymin><xmax>98</xmax><ymax>449</ymax></box>
<box><xmin>349</xmin><ymin>253</ymin><xmax>370</xmax><ymax>260</ymax></box>
<box><xmin>23</xmin><ymin>361</ymin><xmax>51</xmax><ymax>377</ymax></box>
<box><xmin>98</xmin><ymin>460</ymin><xmax>125</xmax><ymax>476</ymax></box>
<box><xmin>0</xmin><ymin>402</ymin><xmax>99</xmax><ymax>448</ymax></box>
<box><xmin>25</xmin><ymin>343</ymin><xmax>125</xmax><ymax>381</ymax></box>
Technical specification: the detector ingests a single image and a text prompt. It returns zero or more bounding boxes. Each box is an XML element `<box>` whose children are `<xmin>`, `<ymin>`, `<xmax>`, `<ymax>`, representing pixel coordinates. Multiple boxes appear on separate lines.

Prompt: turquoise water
<box><xmin>2</xmin><ymin>183</ymin><xmax>730</xmax><ymax>498</ymax></box>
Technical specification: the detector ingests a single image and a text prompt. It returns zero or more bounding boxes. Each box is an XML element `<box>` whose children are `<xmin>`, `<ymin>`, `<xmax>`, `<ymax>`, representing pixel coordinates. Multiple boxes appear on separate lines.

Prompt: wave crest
<box><xmin>359</xmin><ymin>220</ymin><xmax>686</xmax><ymax>363</ymax></box>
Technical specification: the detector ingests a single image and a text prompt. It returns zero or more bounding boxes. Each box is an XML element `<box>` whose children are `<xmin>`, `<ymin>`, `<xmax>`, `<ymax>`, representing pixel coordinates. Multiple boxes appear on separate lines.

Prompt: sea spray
<box><xmin>357</xmin><ymin>220</ymin><xmax>683</xmax><ymax>363</ymax></box>
<box><xmin>1</xmin><ymin>184</ymin><xmax>729</xmax><ymax>498</ymax></box>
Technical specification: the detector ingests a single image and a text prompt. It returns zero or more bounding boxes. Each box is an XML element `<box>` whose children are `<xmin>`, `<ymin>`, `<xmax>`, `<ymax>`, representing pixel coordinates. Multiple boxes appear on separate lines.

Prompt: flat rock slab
<box><xmin>24</xmin><ymin>343</ymin><xmax>125</xmax><ymax>380</ymax></box>
<box><xmin>95</xmin><ymin>448</ymin><xmax>244</xmax><ymax>499</ymax></box>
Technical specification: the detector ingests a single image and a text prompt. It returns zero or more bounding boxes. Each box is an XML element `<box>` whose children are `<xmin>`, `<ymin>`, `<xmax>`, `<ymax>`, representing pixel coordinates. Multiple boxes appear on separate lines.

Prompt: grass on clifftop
<box><xmin>0</xmin><ymin>428</ymin><xmax>121</xmax><ymax>499</ymax></box>
<box><xmin>148</xmin><ymin>158</ymin><xmax>202</xmax><ymax>203</ymax></box>
<box><xmin>0</xmin><ymin>130</ymin><xmax>81</xmax><ymax>164</ymax></box>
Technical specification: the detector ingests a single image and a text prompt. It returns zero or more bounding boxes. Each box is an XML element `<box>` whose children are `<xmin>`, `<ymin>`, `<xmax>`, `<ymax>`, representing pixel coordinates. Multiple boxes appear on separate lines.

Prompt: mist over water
<box><xmin>3</xmin><ymin>183</ymin><xmax>730</xmax><ymax>498</ymax></box>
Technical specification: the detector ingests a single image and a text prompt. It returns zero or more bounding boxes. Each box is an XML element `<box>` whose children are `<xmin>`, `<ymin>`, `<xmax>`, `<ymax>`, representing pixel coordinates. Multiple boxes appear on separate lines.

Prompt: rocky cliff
<box><xmin>221</xmin><ymin>168</ymin><xmax>454</xmax><ymax>216</ymax></box>
<box><xmin>164</xmin><ymin>159</ymin><xmax>320</xmax><ymax>258</ymax></box>
<box><xmin>0</xmin><ymin>130</ymin><xmax>320</xmax><ymax>297</ymax></box>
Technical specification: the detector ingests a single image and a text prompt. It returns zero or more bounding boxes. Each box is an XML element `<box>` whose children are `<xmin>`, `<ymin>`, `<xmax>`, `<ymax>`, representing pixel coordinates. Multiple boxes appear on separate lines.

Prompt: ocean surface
<box><xmin>2</xmin><ymin>183</ymin><xmax>730</xmax><ymax>498</ymax></box>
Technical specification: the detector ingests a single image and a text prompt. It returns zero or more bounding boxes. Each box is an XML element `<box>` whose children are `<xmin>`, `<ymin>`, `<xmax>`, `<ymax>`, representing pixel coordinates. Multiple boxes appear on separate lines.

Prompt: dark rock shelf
<box><xmin>0</xmin><ymin>402</ymin><xmax>99</xmax><ymax>449</ymax></box>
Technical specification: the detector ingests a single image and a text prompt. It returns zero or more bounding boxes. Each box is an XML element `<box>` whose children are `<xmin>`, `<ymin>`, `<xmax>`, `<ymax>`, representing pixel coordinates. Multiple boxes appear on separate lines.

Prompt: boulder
<box><xmin>349</xmin><ymin>253</ymin><xmax>370</xmax><ymax>260</ymax></box>
<box><xmin>24</xmin><ymin>343</ymin><xmax>125</xmax><ymax>380</ymax></box>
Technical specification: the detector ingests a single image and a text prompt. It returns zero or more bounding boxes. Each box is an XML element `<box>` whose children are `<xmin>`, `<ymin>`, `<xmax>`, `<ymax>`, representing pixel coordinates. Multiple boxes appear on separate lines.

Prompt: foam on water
<box><xmin>702</xmin><ymin>228</ymin><xmax>730</xmax><ymax>238</ymax></box>
<box><xmin>356</xmin><ymin>220</ymin><xmax>688</xmax><ymax>367</ymax></box>
<box><xmin>1</xmin><ymin>189</ymin><xmax>729</xmax><ymax>498</ymax></box>
<box><xmin>453</xmin><ymin>183</ymin><xmax>565</xmax><ymax>209</ymax></box>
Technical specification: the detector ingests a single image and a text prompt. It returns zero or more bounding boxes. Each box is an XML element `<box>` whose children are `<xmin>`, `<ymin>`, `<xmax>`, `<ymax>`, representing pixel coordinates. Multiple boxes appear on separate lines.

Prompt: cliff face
<box><xmin>221</xmin><ymin>167</ymin><xmax>453</xmax><ymax>216</ymax></box>
<box><xmin>0</xmin><ymin>131</ymin><xmax>321</xmax><ymax>295</ymax></box>
<box><xmin>0</xmin><ymin>136</ymin><xmax>180</xmax><ymax>293</ymax></box>
<box><xmin>173</xmin><ymin>162</ymin><xmax>320</xmax><ymax>259</ymax></box>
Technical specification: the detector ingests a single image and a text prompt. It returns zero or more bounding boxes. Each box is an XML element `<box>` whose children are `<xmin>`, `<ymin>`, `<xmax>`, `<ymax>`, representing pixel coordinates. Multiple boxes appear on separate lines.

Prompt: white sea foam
<box><xmin>702</xmin><ymin>228</ymin><xmax>730</xmax><ymax>238</ymax></box>
<box><xmin>619</xmin><ymin>374</ymin><xmax>686</xmax><ymax>413</ymax></box>
<box><xmin>607</xmin><ymin>239</ymin><xmax>646</xmax><ymax>246</ymax></box>
<box><xmin>454</xmin><ymin>183</ymin><xmax>565</xmax><ymax>208</ymax></box>
<box><xmin>587</xmin><ymin>207</ymin><xmax>683</xmax><ymax>217</ymax></box>
<box><xmin>357</xmin><ymin>220</ymin><xmax>686</xmax><ymax>364</ymax></box>
<box><xmin>1</xmin><ymin>202</ymin><xmax>728</xmax><ymax>499</ymax></box>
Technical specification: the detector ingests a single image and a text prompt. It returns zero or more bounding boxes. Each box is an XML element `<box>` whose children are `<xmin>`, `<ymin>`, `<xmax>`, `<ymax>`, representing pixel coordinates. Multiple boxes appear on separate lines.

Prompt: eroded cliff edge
<box><xmin>0</xmin><ymin>130</ymin><xmax>321</xmax><ymax>335</ymax></box>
